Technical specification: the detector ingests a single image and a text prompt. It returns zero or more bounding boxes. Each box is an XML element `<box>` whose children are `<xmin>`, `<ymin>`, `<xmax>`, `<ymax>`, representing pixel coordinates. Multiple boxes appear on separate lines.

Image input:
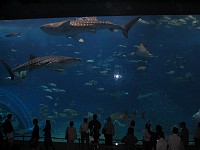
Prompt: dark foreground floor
<box><xmin>0</xmin><ymin>141</ymin><xmax>197</xmax><ymax>150</ymax></box>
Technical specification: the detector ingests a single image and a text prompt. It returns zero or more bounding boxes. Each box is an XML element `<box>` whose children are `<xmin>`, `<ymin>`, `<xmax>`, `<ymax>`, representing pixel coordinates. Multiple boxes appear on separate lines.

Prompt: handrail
<box><xmin>6</xmin><ymin>135</ymin><xmax>143</xmax><ymax>144</ymax></box>
<box><xmin>9</xmin><ymin>135</ymin><xmax>195</xmax><ymax>145</ymax></box>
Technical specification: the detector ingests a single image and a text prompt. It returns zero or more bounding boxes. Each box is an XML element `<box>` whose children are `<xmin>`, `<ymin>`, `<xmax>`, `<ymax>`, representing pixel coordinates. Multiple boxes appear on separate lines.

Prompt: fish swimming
<box><xmin>193</xmin><ymin>110</ymin><xmax>200</xmax><ymax>121</ymax></box>
<box><xmin>171</xmin><ymin>73</ymin><xmax>193</xmax><ymax>84</ymax></box>
<box><xmin>5</xmin><ymin>32</ymin><xmax>21</xmax><ymax>37</ymax></box>
<box><xmin>40</xmin><ymin>16</ymin><xmax>141</xmax><ymax>42</ymax></box>
<box><xmin>1</xmin><ymin>55</ymin><xmax>81</xmax><ymax>80</ymax></box>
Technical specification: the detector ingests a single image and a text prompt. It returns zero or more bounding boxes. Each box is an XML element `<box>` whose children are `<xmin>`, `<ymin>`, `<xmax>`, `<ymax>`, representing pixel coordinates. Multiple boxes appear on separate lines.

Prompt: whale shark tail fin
<box><xmin>122</xmin><ymin>16</ymin><xmax>141</xmax><ymax>38</ymax></box>
<box><xmin>0</xmin><ymin>60</ymin><xmax>14</xmax><ymax>80</ymax></box>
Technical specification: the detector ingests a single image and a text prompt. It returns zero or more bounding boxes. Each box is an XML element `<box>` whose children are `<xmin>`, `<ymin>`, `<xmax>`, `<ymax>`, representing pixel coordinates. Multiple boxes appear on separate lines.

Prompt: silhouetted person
<box><xmin>88</xmin><ymin>114</ymin><xmax>101</xmax><ymax>149</ymax></box>
<box><xmin>43</xmin><ymin>120</ymin><xmax>55</xmax><ymax>150</ymax></box>
<box><xmin>179</xmin><ymin>122</ymin><xmax>189</xmax><ymax>150</ymax></box>
<box><xmin>103</xmin><ymin>117</ymin><xmax>114</xmax><ymax>146</ymax></box>
<box><xmin>121</xmin><ymin>127</ymin><xmax>138</xmax><ymax>150</ymax></box>
<box><xmin>30</xmin><ymin>119</ymin><xmax>39</xmax><ymax>150</ymax></box>
<box><xmin>151</xmin><ymin>125</ymin><xmax>165</xmax><ymax>150</ymax></box>
<box><xmin>65</xmin><ymin>121</ymin><xmax>77</xmax><ymax>143</ymax></box>
<box><xmin>156</xmin><ymin>125</ymin><xmax>165</xmax><ymax>139</ymax></box>
<box><xmin>130</xmin><ymin>120</ymin><xmax>135</xmax><ymax>131</ymax></box>
<box><xmin>80</xmin><ymin>118</ymin><xmax>89</xmax><ymax>150</ymax></box>
<box><xmin>143</xmin><ymin>122</ymin><xmax>152</xmax><ymax>150</ymax></box>
<box><xmin>65</xmin><ymin>121</ymin><xmax>77</xmax><ymax>150</ymax></box>
<box><xmin>156</xmin><ymin>131</ymin><xmax>167</xmax><ymax>150</ymax></box>
<box><xmin>194</xmin><ymin>122</ymin><xmax>200</xmax><ymax>150</ymax></box>
<box><xmin>168</xmin><ymin>127</ymin><xmax>181</xmax><ymax>150</ymax></box>
<box><xmin>2</xmin><ymin>114</ymin><xmax>14</xmax><ymax>149</ymax></box>
<box><xmin>0</xmin><ymin>115</ymin><xmax>3</xmax><ymax>146</ymax></box>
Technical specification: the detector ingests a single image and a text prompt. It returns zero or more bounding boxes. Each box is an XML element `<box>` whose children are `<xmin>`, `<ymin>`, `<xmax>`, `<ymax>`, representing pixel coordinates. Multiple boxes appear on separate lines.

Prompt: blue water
<box><xmin>0</xmin><ymin>15</ymin><xmax>200</xmax><ymax>140</ymax></box>
<box><xmin>0</xmin><ymin>88</ymin><xmax>32</xmax><ymax>129</ymax></box>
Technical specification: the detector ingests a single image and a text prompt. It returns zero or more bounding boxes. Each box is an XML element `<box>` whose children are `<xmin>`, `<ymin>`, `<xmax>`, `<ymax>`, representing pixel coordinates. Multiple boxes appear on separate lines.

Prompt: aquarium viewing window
<box><xmin>0</xmin><ymin>14</ymin><xmax>200</xmax><ymax>142</ymax></box>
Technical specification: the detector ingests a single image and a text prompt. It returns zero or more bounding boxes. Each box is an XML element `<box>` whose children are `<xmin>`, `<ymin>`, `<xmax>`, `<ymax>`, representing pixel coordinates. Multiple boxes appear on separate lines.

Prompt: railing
<box><xmin>2</xmin><ymin>135</ymin><xmax>197</xmax><ymax>150</ymax></box>
<box><xmin>10</xmin><ymin>135</ymin><xmax>195</xmax><ymax>145</ymax></box>
<box><xmin>4</xmin><ymin>135</ymin><xmax>143</xmax><ymax>145</ymax></box>
<box><xmin>13</xmin><ymin>135</ymin><xmax>142</xmax><ymax>143</ymax></box>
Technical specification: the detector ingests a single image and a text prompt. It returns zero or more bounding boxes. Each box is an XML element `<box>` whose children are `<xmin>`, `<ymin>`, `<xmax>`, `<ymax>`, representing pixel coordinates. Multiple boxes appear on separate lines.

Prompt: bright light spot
<box><xmin>114</xmin><ymin>73</ymin><xmax>122</xmax><ymax>80</ymax></box>
<box><xmin>115</xmin><ymin>143</ymin><xmax>118</xmax><ymax>146</ymax></box>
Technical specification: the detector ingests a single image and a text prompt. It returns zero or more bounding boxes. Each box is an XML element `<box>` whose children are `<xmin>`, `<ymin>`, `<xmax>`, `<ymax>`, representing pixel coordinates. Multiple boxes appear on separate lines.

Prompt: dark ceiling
<box><xmin>0</xmin><ymin>0</ymin><xmax>200</xmax><ymax>19</ymax></box>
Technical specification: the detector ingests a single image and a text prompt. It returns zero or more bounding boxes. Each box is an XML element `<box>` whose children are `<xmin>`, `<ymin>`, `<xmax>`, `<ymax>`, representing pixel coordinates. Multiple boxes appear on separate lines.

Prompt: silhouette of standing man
<box><xmin>0</xmin><ymin>115</ymin><xmax>4</xmax><ymax>148</ymax></box>
<box><xmin>2</xmin><ymin>114</ymin><xmax>14</xmax><ymax>149</ymax></box>
<box><xmin>30</xmin><ymin>119</ymin><xmax>39</xmax><ymax>150</ymax></box>
<box><xmin>88</xmin><ymin>114</ymin><xmax>101</xmax><ymax>148</ymax></box>
<box><xmin>43</xmin><ymin>120</ymin><xmax>55</xmax><ymax>150</ymax></box>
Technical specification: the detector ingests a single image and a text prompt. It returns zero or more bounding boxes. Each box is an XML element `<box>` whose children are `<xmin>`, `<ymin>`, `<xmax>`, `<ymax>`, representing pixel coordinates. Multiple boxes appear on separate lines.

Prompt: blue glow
<box><xmin>0</xmin><ymin>88</ymin><xmax>32</xmax><ymax>130</ymax></box>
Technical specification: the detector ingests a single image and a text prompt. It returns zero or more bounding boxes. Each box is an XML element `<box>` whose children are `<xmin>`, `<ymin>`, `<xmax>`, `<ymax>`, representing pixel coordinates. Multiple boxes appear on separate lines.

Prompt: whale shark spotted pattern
<box><xmin>1</xmin><ymin>55</ymin><xmax>81</xmax><ymax>80</ymax></box>
<box><xmin>40</xmin><ymin>16</ymin><xmax>141</xmax><ymax>42</ymax></box>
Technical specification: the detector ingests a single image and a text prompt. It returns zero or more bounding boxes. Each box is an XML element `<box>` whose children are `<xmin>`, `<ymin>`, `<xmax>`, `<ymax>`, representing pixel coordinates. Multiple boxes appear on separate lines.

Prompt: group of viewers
<box><xmin>0</xmin><ymin>113</ymin><xmax>200</xmax><ymax>150</ymax></box>
<box><xmin>0</xmin><ymin>114</ymin><xmax>55</xmax><ymax>150</ymax></box>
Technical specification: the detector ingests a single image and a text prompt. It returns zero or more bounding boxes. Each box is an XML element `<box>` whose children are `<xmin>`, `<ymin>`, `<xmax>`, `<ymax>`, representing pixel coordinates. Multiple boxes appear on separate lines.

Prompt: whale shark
<box><xmin>40</xmin><ymin>16</ymin><xmax>141</xmax><ymax>42</ymax></box>
<box><xmin>1</xmin><ymin>55</ymin><xmax>81</xmax><ymax>80</ymax></box>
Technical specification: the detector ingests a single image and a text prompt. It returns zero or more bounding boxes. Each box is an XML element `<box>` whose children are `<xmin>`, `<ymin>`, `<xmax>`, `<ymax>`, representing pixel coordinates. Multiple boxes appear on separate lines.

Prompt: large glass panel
<box><xmin>0</xmin><ymin>15</ymin><xmax>199</xmax><ymax>141</ymax></box>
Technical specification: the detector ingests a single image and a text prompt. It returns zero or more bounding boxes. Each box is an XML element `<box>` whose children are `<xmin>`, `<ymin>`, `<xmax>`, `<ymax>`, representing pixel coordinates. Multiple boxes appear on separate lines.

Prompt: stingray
<box><xmin>133</xmin><ymin>42</ymin><xmax>154</xmax><ymax>58</ymax></box>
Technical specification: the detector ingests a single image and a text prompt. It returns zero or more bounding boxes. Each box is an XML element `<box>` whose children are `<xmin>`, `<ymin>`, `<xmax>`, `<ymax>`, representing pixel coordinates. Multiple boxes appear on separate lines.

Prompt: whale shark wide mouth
<box><xmin>40</xmin><ymin>25</ymin><xmax>51</xmax><ymax>32</ymax></box>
